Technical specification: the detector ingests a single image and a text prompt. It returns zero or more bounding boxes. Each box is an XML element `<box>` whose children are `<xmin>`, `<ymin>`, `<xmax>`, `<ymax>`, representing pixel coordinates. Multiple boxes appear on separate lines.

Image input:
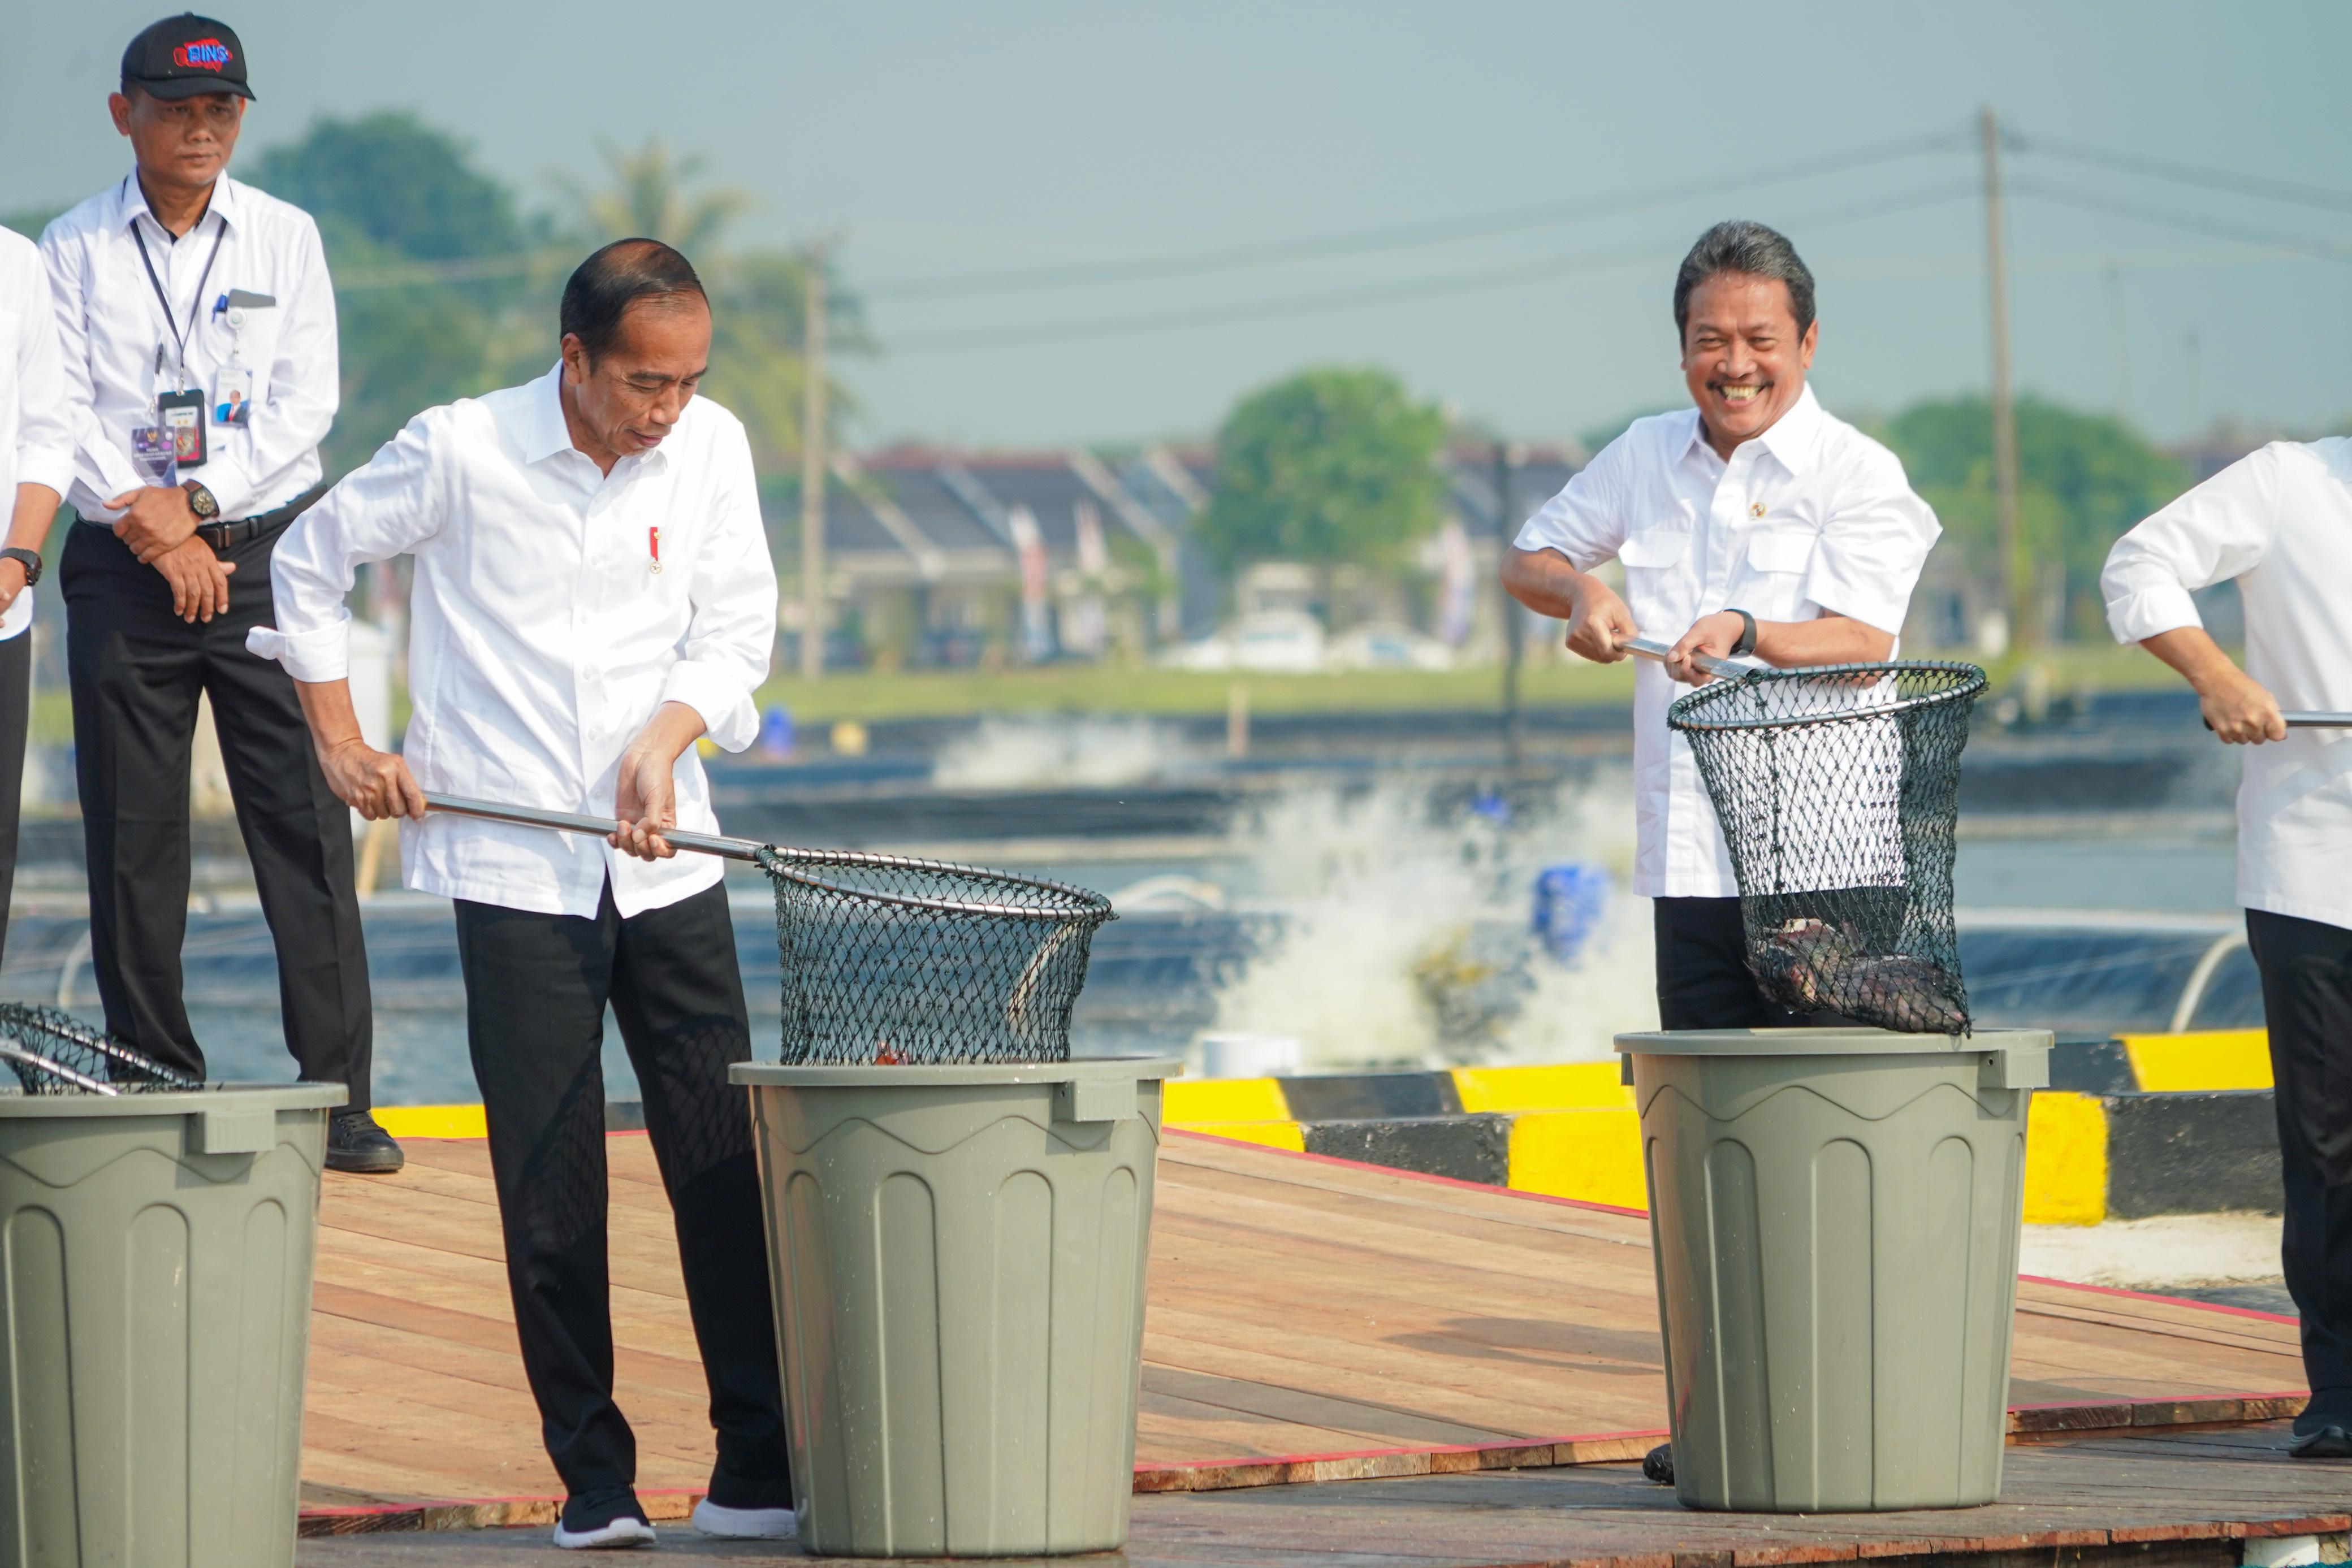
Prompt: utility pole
<box><xmin>1980</xmin><ymin>106</ymin><xmax>2026</xmax><ymax>651</ymax></box>
<box><xmin>1494</xmin><ymin>440</ymin><xmax>1523</xmax><ymax>778</ymax></box>
<box><xmin>799</xmin><ymin>239</ymin><xmax>830</xmax><ymax>681</ymax></box>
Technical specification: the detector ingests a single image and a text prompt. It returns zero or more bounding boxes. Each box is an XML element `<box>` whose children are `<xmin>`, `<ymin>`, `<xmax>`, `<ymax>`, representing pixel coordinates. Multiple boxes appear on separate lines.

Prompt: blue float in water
<box><xmin>1532</xmin><ymin>863</ymin><xmax>1612</xmax><ymax>964</ymax></box>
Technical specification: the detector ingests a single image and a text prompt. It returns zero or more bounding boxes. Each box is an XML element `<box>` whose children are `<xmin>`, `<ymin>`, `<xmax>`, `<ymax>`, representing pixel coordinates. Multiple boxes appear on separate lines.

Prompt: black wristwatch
<box><xmin>1726</xmin><ymin>607</ymin><xmax>1759</xmax><ymax>657</ymax></box>
<box><xmin>0</xmin><ymin>548</ymin><xmax>40</xmax><ymax>587</ymax></box>
<box><xmin>182</xmin><ymin>480</ymin><xmax>220</xmax><ymax>522</ymax></box>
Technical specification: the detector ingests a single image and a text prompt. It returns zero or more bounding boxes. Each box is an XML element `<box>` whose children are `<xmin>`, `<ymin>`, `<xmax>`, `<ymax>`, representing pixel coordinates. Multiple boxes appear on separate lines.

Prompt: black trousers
<box><xmin>0</xmin><ymin>630</ymin><xmax>28</xmax><ymax>969</ymax></box>
<box><xmin>452</xmin><ymin>881</ymin><xmax>789</xmax><ymax>1504</ymax></box>
<box><xmin>1653</xmin><ymin>895</ymin><xmax>1820</xmax><ymax>1030</ymax></box>
<box><xmin>2245</xmin><ymin>908</ymin><xmax>2352</xmax><ymax>1397</ymax></box>
<box><xmin>61</xmin><ymin>523</ymin><xmax>373</xmax><ymax>1105</ymax></box>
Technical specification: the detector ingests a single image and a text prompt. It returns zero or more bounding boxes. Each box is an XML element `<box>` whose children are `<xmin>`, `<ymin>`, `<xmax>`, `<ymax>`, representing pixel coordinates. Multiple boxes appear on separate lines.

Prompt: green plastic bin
<box><xmin>732</xmin><ymin>1057</ymin><xmax>1178</xmax><ymax>1558</ymax></box>
<box><xmin>0</xmin><ymin>1081</ymin><xmax>345</xmax><ymax>1567</ymax></box>
<box><xmin>1615</xmin><ymin>1028</ymin><xmax>2051</xmax><ymax>1513</ymax></box>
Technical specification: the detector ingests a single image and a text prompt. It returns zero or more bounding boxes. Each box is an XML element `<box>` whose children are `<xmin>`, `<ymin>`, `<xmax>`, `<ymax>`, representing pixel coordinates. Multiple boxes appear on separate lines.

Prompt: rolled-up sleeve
<box><xmin>2101</xmin><ymin>446</ymin><xmax>2275</xmax><ymax>644</ymax></box>
<box><xmin>9</xmin><ymin>242</ymin><xmax>73</xmax><ymax>499</ymax></box>
<box><xmin>657</xmin><ymin>419</ymin><xmax>777</xmax><ymax>752</ymax></box>
<box><xmin>1804</xmin><ymin>448</ymin><xmax>1941</xmax><ymax>634</ymax></box>
<box><xmin>245</xmin><ymin>409</ymin><xmax>444</xmax><ymax>681</ymax></box>
<box><xmin>1514</xmin><ymin>434</ymin><xmax>1629</xmax><ymax>570</ymax></box>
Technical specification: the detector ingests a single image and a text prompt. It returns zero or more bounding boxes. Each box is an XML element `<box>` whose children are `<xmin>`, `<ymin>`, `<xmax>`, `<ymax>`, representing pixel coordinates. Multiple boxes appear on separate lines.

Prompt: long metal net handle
<box><xmin>424</xmin><ymin>794</ymin><xmax>1109</xmax><ymax>919</ymax></box>
<box><xmin>1620</xmin><ymin>636</ymin><xmax>1762</xmax><ymax>682</ymax></box>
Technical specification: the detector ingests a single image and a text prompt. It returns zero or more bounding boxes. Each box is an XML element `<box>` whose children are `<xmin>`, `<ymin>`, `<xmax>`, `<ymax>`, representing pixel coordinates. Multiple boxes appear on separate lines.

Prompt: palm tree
<box><xmin>560</xmin><ymin>138</ymin><xmax>752</xmax><ymax>253</ymax></box>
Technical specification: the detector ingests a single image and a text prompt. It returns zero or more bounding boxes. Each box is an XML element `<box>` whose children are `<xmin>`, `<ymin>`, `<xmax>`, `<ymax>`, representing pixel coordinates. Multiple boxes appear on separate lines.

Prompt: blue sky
<box><xmin>13</xmin><ymin>2</ymin><xmax>2349</xmax><ymax>451</ymax></box>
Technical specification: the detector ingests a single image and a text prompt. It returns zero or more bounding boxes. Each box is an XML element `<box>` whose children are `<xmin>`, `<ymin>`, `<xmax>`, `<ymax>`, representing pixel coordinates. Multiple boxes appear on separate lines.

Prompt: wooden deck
<box><xmin>299</xmin><ymin>1130</ymin><xmax>2307</xmax><ymax>1528</ymax></box>
<box><xmin>300</xmin><ymin>1426</ymin><xmax>2352</xmax><ymax>1566</ymax></box>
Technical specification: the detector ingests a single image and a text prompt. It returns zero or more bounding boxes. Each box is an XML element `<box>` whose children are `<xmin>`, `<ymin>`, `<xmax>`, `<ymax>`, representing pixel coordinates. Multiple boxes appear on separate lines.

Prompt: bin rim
<box><xmin>732</xmin><ymin>1055</ymin><xmax>1183</xmax><ymax>1089</ymax></box>
<box><xmin>1614</xmin><ymin>1026</ymin><xmax>2052</xmax><ymax>1058</ymax></box>
<box><xmin>0</xmin><ymin>1081</ymin><xmax>347</xmax><ymax>1117</ymax></box>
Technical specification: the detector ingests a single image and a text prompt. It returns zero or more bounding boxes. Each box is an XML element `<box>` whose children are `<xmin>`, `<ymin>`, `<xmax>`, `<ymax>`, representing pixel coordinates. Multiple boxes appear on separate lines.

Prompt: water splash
<box><xmin>931</xmin><ymin>716</ymin><xmax>1197</xmax><ymax>791</ymax></box>
<box><xmin>1204</xmin><ymin>769</ymin><xmax>1659</xmax><ymax>1069</ymax></box>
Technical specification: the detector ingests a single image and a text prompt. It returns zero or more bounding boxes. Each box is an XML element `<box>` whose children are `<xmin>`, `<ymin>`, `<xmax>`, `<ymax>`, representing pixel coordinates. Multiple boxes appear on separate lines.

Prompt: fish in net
<box><xmin>1666</xmin><ymin>660</ymin><xmax>1988</xmax><ymax>1034</ymax></box>
<box><xmin>0</xmin><ymin>1002</ymin><xmax>201</xmax><ymax>1094</ymax></box>
<box><xmin>756</xmin><ymin>846</ymin><xmax>1117</xmax><ymax>1065</ymax></box>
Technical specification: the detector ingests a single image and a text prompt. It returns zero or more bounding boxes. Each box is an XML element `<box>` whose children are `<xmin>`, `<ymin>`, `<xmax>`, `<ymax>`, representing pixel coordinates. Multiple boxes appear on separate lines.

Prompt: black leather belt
<box><xmin>197</xmin><ymin>483</ymin><xmax>327</xmax><ymax>555</ymax></box>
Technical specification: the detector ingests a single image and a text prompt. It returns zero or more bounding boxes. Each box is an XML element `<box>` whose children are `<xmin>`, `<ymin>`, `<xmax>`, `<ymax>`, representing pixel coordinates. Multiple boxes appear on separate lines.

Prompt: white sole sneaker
<box><xmin>551</xmin><ymin>1514</ymin><xmax>657</xmax><ymax>1549</ymax></box>
<box><xmin>691</xmin><ymin>1497</ymin><xmax>799</xmax><ymax>1539</ymax></box>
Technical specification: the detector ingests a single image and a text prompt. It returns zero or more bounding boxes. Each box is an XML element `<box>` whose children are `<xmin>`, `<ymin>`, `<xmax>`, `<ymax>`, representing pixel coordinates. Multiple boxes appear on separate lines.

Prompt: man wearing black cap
<box><xmin>39</xmin><ymin>15</ymin><xmax>397</xmax><ymax>1172</ymax></box>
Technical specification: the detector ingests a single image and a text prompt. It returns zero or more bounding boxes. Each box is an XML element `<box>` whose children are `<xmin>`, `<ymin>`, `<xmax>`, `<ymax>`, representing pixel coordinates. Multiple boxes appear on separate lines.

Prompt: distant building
<box><xmin>787</xmin><ymin>441</ymin><xmax>1578</xmax><ymax>670</ymax></box>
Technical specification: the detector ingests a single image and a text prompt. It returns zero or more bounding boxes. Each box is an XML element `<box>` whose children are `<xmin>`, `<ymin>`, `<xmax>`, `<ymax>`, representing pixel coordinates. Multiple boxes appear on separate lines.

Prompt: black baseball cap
<box><xmin>120</xmin><ymin>14</ymin><xmax>254</xmax><ymax>101</ymax></box>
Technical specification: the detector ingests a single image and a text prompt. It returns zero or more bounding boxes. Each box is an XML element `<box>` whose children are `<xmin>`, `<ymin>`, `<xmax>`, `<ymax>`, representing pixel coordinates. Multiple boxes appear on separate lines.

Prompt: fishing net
<box><xmin>1667</xmin><ymin>661</ymin><xmax>1988</xmax><ymax>1035</ymax></box>
<box><xmin>0</xmin><ymin>1002</ymin><xmax>201</xmax><ymax>1094</ymax></box>
<box><xmin>756</xmin><ymin>847</ymin><xmax>1117</xmax><ymax>1065</ymax></box>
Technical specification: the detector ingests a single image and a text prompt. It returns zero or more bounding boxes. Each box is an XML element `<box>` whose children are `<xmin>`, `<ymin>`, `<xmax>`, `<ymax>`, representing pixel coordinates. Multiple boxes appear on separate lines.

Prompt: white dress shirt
<box><xmin>247</xmin><ymin>366</ymin><xmax>780</xmax><ymax>919</ymax></box>
<box><xmin>2102</xmin><ymin>439</ymin><xmax>2352</xmax><ymax>932</ymax></box>
<box><xmin>1516</xmin><ymin>385</ymin><xmax>1941</xmax><ymax>898</ymax></box>
<box><xmin>0</xmin><ymin>228</ymin><xmax>74</xmax><ymax>642</ymax></box>
<box><xmin>40</xmin><ymin>172</ymin><xmax>337</xmax><ymax>523</ymax></box>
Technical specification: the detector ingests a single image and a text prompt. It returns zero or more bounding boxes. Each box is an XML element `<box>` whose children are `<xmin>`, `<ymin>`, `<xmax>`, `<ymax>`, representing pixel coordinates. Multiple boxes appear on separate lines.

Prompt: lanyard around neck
<box><xmin>129</xmin><ymin>209</ymin><xmax>228</xmax><ymax>391</ymax></box>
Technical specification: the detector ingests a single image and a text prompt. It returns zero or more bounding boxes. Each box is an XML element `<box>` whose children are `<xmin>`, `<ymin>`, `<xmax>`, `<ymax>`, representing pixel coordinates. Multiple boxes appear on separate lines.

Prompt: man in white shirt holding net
<box><xmin>1502</xmin><ymin>220</ymin><xmax>1941</xmax><ymax>1029</ymax></box>
<box><xmin>248</xmin><ymin>240</ymin><xmax>794</xmax><ymax>1547</ymax></box>
<box><xmin>2102</xmin><ymin>440</ymin><xmax>2352</xmax><ymax>1459</ymax></box>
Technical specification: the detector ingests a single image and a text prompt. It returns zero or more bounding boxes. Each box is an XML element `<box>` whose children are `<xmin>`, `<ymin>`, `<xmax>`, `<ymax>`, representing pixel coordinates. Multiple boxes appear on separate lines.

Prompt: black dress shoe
<box><xmin>1642</xmin><ymin>1443</ymin><xmax>1675</xmax><ymax>1484</ymax></box>
<box><xmin>326</xmin><ymin>1111</ymin><xmax>404</xmax><ymax>1174</ymax></box>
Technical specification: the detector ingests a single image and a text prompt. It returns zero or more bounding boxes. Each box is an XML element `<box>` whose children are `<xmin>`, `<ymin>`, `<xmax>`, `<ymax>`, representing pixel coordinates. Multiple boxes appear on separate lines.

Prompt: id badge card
<box><xmin>158</xmin><ymin>388</ymin><xmax>207</xmax><ymax>467</ymax></box>
<box><xmin>213</xmin><ymin>365</ymin><xmax>253</xmax><ymax>428</ymax></box>
<box><xmin>131</xmin><ymin>426</ymin><xmax>179</xmax><ymax>488</ymax></box>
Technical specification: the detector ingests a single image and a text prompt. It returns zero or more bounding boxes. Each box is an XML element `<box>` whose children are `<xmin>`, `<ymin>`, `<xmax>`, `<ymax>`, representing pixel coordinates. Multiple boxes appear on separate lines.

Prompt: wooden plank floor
<box><xmin>300</xmin><ymin>1130</ymin><xmax>2307</xmax><ymax>1514</ymax></box>
<box><xmin>299</xmin><ymin>1426</ymin><xmax>2352</xmax><ymax>1566</ymax></box>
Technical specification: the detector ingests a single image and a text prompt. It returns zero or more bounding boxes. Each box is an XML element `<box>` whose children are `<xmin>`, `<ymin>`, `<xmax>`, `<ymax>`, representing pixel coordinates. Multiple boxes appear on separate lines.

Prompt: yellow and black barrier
<box><xmin>372</xmin><ymin>1030</ymin><xmax>2280</xmax><ymax>1227</ymax></box>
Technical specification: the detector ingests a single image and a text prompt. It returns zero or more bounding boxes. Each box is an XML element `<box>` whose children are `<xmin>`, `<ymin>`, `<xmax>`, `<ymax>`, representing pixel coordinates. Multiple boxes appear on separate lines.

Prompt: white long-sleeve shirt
<box><xmin>2102</xmin><ymin>439</ymin><xmax>2352</xmax><ymax>932</ymax></box>
<box><xmin>247</xmin><ymin>366</ymin><xmax>780</xmax><ymax>919</ymax></box>
<box><xmin>40</xmin><ymin>172</ymin><xmax>337</xmax><ymax>523</ymax></box>
<box><xmin>1515</xmin><ymin>385</ymin><xmax>1941</xmax><ymax>898</ymax></box>
<box><xmin>0</xmin><ymin>227</ymin><xmax>74</xmax><ymax>643</ymax></box>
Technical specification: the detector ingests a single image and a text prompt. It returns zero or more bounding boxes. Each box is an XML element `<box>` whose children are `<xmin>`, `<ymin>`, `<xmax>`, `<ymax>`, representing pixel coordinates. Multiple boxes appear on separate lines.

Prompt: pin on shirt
<box><xmin>648</xmin><ymin>526</ymin><xmax>663</xmax><ymax>574</ymax></box>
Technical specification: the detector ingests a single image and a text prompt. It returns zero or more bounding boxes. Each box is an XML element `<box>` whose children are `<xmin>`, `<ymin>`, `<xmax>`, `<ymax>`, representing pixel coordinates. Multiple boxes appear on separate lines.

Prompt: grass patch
<box><xmin>747</xmin><ymin>643</ymin><xmax>2190</xmax><ymax>726</ymax></box>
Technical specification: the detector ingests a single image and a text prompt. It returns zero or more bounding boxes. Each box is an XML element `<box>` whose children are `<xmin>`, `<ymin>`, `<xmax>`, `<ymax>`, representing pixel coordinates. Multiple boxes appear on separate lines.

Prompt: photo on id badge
<box><xmin>214</xmin><ymin>365</ymin><xmax>251</xmax><ymax>427</ymax></box>
<box><xmin>158</xmin><ymin>388</ymin><xmax>207</xmax><ymax>466</ymax></box>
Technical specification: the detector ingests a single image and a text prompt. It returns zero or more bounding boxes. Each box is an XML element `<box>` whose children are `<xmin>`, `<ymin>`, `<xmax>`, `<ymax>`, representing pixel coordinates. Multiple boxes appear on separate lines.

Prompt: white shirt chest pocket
<box><xmin>1737</xmin><ymin>528</ymin><xmax>1818</xmax><ymax>616</ymax></box>
<box><xmin>1616</xmin><ymin>528</ymin><xmax>1693</xmax><ymax>625</ymax></box>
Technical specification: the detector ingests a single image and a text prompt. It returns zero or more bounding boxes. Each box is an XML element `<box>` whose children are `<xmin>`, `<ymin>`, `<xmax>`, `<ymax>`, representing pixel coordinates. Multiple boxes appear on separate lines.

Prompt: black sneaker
<box><xmin>1642</xmin><ymin>1443</ymin><xmax>1675</xmax><ymax>1484</ymax></box>
<box><xmin>693</xmin><ymin>1469</ymin><xmax>796</xmax><ymax>1539</ymax></box>
<box><xmin>325</xmin><ymin>1111</ymin><xmax>404</xmax><ymax>1175</ymax></box>
<box><xmin>553</xmin><ymin>1488</ymin><xmax>655</xmax><ymax>1550</ymax></box>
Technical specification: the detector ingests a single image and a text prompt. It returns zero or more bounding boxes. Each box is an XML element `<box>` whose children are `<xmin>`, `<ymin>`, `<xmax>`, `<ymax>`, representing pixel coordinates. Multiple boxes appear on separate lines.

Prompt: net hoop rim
<box><xmin>754</xmin><ymin>845</ymin><xmax>1118</xmax><ymax>924</ymax></box>
<box><xmin>1664</xmin><ymin>659</ymin><xmax>1988</xmax><ymax>734</ymax></box>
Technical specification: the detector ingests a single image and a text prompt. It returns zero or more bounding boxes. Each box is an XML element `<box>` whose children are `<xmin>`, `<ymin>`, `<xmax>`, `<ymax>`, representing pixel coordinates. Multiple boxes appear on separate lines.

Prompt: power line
<box><xmin>2009</xmin><ymin>177</ymin><xmax>2352</xmax><ymax>264</ymax></box>
<box><xmin>2009</xmin><ymin>132</ymin><xmax>2352</xmax><ymax>216</ymax></box>
<box><xmin>885</xmin><ymin>181</ymin><xmax>1979</xmax><ymax>354</ymax></box>
<box><xmin>865</xmin><ymin>131</ymin><xmax>1968</xmax><ymax>300</ymax></box>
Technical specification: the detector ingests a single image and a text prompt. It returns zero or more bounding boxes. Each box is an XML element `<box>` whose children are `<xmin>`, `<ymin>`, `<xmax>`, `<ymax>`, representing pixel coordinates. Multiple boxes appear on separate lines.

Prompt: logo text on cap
<box><xmin>173</xmin><ymin>39</ymin><xmax>234</xmax><ymax>71</ymax></box>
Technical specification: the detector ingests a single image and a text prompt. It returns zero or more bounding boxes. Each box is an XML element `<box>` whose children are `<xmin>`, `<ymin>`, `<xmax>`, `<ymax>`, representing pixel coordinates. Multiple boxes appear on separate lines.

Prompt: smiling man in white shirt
<box><xmin>249</xmin><ymin>240</ymin><xmax>791</xmax><ymax>1549</ymax></box>
<box><xmin>2102</xmin><ymin>440</ymin><xmax>2352</xmax><ymax>1459</ymax></box>
<box><xmin>1502</xmin><ymin>220</ymin><xmax>1940</xmax><ymax>1028</ymax></box>
<box><xmin>39</xmin><ymin>14</ymin><xmax>394</xmax><ymax>1171</ymax></box>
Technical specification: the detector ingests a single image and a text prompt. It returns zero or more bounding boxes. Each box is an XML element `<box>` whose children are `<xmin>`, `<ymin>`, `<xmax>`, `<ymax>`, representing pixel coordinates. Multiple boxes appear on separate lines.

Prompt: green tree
<box><xmin>247</xmin><ymin>114</ymin><xmax>552</xmax><ymax>473</ymax></box>
<box><xmin>1199</xmin><ymin>367</ymin><xmax>1447</xmax><ymax>582</ymax></box>
<box><xmin>1878</xmin><ymin>396</ymin><xmax>2190</xmax><ymax>639</ymax></box>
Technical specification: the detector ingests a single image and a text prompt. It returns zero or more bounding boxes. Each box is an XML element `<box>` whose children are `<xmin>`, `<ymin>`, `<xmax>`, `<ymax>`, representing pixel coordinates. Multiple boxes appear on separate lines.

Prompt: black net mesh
<box><xmin>1667</xmin><ymin>661</ymin><xmax>1988</xmax><ymax>1035</ymax></box>
<box><xmin>756</xmin><ymin>847</ymin><xmax>1117</xmax><ymax>1065</ymax></box>
<box><xmin>0</xmin><ymin>1003</ymin><xmax>201</xmax><ymax>1094</ymax></box>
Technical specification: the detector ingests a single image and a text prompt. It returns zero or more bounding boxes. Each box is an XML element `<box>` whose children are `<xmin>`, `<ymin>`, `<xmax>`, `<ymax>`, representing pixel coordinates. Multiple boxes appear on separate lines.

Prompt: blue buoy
<box><xmin>759</xmin><ymin>705</ymin><xmax>795</xmax><ymax>759</ymax></box>
<box><xmin>1532</xmin><ymin>863</ymin><xmax>1612</xmax><ymax>964</ymax></box>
